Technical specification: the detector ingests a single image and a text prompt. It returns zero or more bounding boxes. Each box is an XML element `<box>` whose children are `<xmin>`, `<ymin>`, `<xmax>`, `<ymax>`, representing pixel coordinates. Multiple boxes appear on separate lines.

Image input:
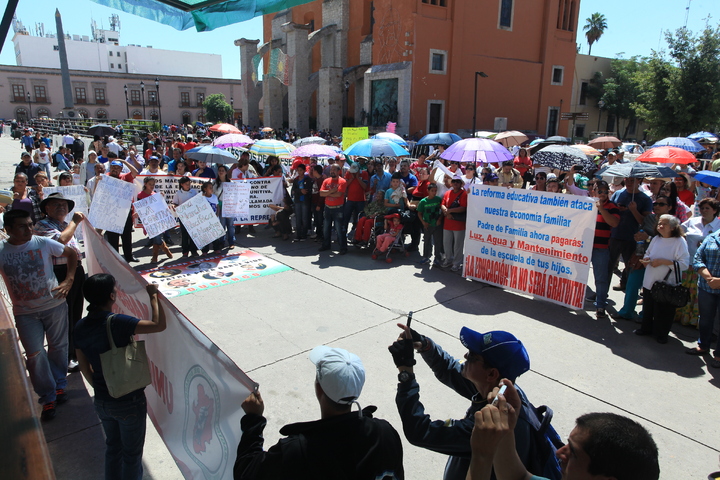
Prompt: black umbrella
<box><xmin>87</xmin><ymin>124</ymin><xmax>116</xmax><ymax>137</ymax></box>
<box><xmin>532</xmin><ymin>145</ymin><xmax>596</xmax><ymax>173</ymax></box>
<box><xmin>595</xmin><ymin>163</ymin><xmax>678</xmax><ymax>179</ymax></box>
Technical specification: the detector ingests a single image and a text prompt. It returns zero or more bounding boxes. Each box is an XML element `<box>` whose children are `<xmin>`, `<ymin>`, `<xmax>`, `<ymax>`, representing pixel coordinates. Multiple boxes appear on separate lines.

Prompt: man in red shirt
<box><xmin>441</xmin><ymin>178</ymin><xmax>468</xmax><ymax>271</ymax></box>
<box><xmin>105</xmin><ymin>154</ymin><xmax>139</xmax><ymax>262</ymax></box>
<box><xmin>344</xmin><ymin>164</ymin><xmax>369</xmax><ymax>241</ymax></box>
<box><xmin>319</xmin><ymin>165</ymin><xmax>348</xmax><ymax>255</ymax></box>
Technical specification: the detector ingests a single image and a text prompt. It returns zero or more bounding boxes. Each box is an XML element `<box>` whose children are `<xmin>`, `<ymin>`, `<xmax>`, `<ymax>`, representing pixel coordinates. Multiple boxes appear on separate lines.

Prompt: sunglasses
<box><xmin>653</xmin><ymin>202</ymin><xmax>668</xmax><ymax>207</ymax></box>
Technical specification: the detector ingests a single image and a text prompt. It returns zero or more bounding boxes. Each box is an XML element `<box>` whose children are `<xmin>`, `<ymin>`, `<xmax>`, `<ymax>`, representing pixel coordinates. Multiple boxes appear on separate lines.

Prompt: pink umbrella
<box><xmin>440</xmin><ymin>137</ymin><xmax>513</xmax><ymax>163</ymax></box>
<box><xmin>213</xmin><ymin>133</ymin><xmax>253</xmax><ymax>148</ymax></box>
<box><xmin>290</xmin><ymin>144</ymin><xmax>343</xmax><ymax>158</ymax></box>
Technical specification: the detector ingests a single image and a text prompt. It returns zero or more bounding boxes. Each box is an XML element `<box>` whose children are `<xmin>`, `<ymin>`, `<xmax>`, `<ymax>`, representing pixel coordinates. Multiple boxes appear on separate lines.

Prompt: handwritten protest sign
<box><xmin>221</xmin><ymin>182</ymin><xmax>250</xmax><ymax>218</ymax></box>
<box><xmin>463</xmin><ymin>185</ymin><xmax>596</xmax><ymax>309</ymax></box>
<box><xmin>43</xmin><ymin>184</ymin><xmax>89</xmax><ymax>240</ymax></box>
<box><xmin>87</xmin><ymin>175</ymin><xmax>135</xmax><ymax>234</ymax></box>
<box><xmin>341</xmin><ymin>127</ymin><xmax>369</xmax><ymax>149</ymax></box>
<box><xmin>136</xmin><ymin>175</ymin><xmax>207</xmax><ymax>206</ymax></box>
<box><xmin>233</xmin><ymin>176</ymin><xmax>284</xmax><ymax>225</ymax></box>
<box><xmin>175</xmin><ymin>194</ymin><xmax>225</xmax><ymax>249</ymax></box>
<box><xmin>134</xmin><ymin>194</ymin><xmax>177</xmax><ymax>238</ymax></box>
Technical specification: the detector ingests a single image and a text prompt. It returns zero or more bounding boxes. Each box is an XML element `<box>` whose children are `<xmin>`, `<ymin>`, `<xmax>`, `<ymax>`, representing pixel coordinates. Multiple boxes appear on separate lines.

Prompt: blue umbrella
<box><xmin>416</xmin><ymin>132</ymin><xmax>462</xmax><ymax>146</ymax></box>
<box><xmin>343</xmin><ymin>139</ymin><xmax>409</xmax><ymax>157</ymax></box>
<box><xmin>688</xmin><ymin>131</ymin><xmax>717</xmax><ymax>140</ymax></box>
<box><xmin>185</xmin><ymin>145</ymin><xmax>237</xmax><ymax>164</ymax></box>
<box><xmin>650</xmin><ymin>137</ymin><xmax>704</xmax><ymax>152</ymax></box>
<box><xmin>693</xmin><ymin>171</ymin><xmax>720</xmax><ymax>187</ymax></box>
<box><xmin>371</xmin><ymin>132</ymin><xmax>409</xmax><ymax>147</ymax></box>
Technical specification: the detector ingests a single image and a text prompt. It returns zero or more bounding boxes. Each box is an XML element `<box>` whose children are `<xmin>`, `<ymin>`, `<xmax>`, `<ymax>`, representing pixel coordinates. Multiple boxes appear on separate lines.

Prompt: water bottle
<box><xmin>634</xmin><ymin>229</ymin><xmax>645</xmax><ymax>256</ymax></box>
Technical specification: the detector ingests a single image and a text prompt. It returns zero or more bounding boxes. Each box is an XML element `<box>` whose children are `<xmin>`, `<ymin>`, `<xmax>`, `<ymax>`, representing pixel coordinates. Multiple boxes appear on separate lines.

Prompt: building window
<box><xmin>551</xmin><ymin>66</ymin><xmax>564</xmax><ymax>85</ymax></box>
<box><xmin>77</xmin><ymin>108</ymin><xmax>89</xmax><ymax>118</ymax></box>
<box><xmin>196</xmin><ymin>92</ymin><xmax>205</xmax><ymax>107</ymax></box>
<box><xmin>95</xmin><ymin>88</ymin><xmax>106</xmax><ymax>105</ymax></box>
<box><xmin>117</xmin><ymin>51</ymin><xmax>120</xmax><ymax>56</ymax></box>
<box><xmin>422</xmin><ymin>0</ymin><xmax>447</xmax><ymax>6</ymax></box>
<box><xmin>108</xmin><ymin>51</ymin><xmax>112</xmax><ymax>56</ymax></box>
<box><xmin>75</xmin><ymin>87</ymin><xmax>87</xmax><ymax>104</ymax></box>
<box><xmin>427</xmin><ymin>100</ymin><xmax>445</xmax><ymax>133</ymax></box>
<box><xmin>131</xmin><ymin>89</ymin><xmax>141</xmax><ymax>105</ymax></box>
<box><xmin>547</xmin><ymin>107</ymin><xmax>559</xmax><ymax>137</ymax></box>
<box><xmin>148</xmin><ymin>91</ymin><xmax>157</xmax><ymax>106</ymax></box>
<box><xmin>12</xmin><ymin>84</ymin><xmax>25</xmax><ymax>102</ymax></box>
<box><xmin>429</xmin><ymin>49</ymin><xmax>447</xmax><ymax>75</ymax></box>
<box><xmin>36</xmin><ymin>108</ymin><xmax>50</xmax><ymax>118</ymax></box>
<box><xmin>499</xmin><ymin>0</ymin><xmax>513</xmax><ymax>29</ymax></box>
<box><xmin>150</xmin><ymin>110</ymin><xmax>159</xmax><ymax>120</ymax></box>
<box><xmin>557</xmin><ymin>0</ymin><xmax>577</xmax><ymax>31</ymax></box>
<box><xmin>34</xmin><ymin>85</ymin><xmax>47</xmax><ymax>103</ymax></box>
<box><xmin>579</xmin><ymin>82</ymin><xmax>588</xmax><ymax>105</ymax></box>
<box><xmin>197</xmin><ymin>112</ymin><xmax>206</xmax><ymax>123</ymax></box>
<box><xmin>110</xmin><ymin>63</ymin><xmax>114</xmax><ymax>68</ymax></box>
<box><xmin>96</xmin><ymin>109</ymin><xmax>108</xmax><ymax>119</ymax></box>
<box><xmin>574</xmin><ymin>124</ymin><xmax>585</xmax><ymax>138</ymax></box>
<box><xmin>181</xmin><ymin>92</ymin><xmax>190</xmax><ymax>107</ymax></box>
<box><xmin>131</xmin><ymin>110</ymin><xmax>142</xmax><ymax>119</ymax></box>
<box><xmin>15</xmin><ymin>107</ymin><xmax>29</xmax><ymax>121</ymax></box>
<box><xmin>182</xmin><ymin>112</ymin><xmax>191</xmax><ymax>125</ymax></box>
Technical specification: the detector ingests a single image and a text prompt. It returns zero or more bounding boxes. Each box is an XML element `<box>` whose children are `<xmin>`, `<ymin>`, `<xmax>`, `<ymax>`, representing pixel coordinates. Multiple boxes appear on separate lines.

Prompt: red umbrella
<box><xmin>588</xmin><ymin>136</ymin><xmax>622</xmax><ymax>149</ymax></box>
<box><xmin>637</xmin><ymin>146</ymin><xmax>697</xmax><ymax>164</ymax></box>
<box><xmin>209</xmin><ymin>123</ymin><xmax>241</xmax><ymax>134</ymax></box>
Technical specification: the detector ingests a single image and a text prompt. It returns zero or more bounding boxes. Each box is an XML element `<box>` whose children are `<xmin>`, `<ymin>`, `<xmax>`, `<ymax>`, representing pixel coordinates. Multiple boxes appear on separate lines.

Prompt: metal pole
<box><xmin>155</xmin><ymin>77</ymin><xmax>161</xmax><ymax>126</ymax></box>
<box><xmin>123</xmin><ymin>84</ymin><xmax>129</xmax><ymax>119</ymax></box>
<box><xmin>230</xmin><ymin>97</ymin><xmax>234</xmax><ymax>125</ymax></box>
<box><xmin>26</xmin><ymin>92</ymin><xmax>31</xmax><ymax>121</ymax></box>
<box><xmin>472</xmin><ymin>72</ymin><xmax>488</xmax><ymax>137</ymax></box>
<box><xmin>140</xmin><ymin>81</ymin><xmax>146</xmax><ymax>119</ymax></box>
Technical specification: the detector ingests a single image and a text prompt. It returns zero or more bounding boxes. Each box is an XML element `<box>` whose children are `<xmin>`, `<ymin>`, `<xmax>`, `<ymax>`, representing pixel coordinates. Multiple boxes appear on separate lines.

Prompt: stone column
<box><xmin>318</xmin><ymin>67</ymin><xmax>343</xmax><ymax>135</ymax></box>
<box><xmin>234</xmin><ymin>38</ymin><xmax>262</xmax><ymax>128</ymax></box>
<box><xmin>263</xmin><ymin>77</ymin><xmax>284</xmax><ymax>131</ymax></box>
<box><xmin>281</xmin><ymin>22</ymin><xmax>312</xmax><ymax>136</ymax></box>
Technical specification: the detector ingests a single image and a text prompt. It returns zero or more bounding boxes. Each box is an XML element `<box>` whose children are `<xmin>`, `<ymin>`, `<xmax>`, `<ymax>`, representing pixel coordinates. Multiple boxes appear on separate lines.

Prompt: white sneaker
<box><xmin>68</xmin><ymin>359</ymin><xmax>79</xmax><ymax>372</ymax></box>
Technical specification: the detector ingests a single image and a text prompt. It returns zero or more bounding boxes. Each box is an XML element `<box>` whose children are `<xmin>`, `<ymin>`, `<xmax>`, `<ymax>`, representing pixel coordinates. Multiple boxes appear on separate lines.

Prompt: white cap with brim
<box><xmin>309</xmin><ymin>346</ymin><xmax>365</xmax><ymax>405</ymax></box>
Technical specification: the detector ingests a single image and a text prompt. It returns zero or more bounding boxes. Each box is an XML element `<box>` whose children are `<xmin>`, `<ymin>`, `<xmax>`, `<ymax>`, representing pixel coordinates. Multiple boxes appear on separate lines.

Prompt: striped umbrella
<box><xmin>249</xmin><ymin>139</ymin><xmax>295</xmax><ymax>157</ymax></box>
<box><xmin>213</xmin><ymin>133</ymin><xmax>253</xmax><ymax>148</ymax></box>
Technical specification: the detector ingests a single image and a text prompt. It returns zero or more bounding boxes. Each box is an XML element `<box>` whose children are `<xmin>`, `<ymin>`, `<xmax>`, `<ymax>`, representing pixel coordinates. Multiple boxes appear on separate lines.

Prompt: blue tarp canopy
<box><xmin>90</xmin><ymin>0</ymin><xmax>313</xmax><ymax>32</ymax></box>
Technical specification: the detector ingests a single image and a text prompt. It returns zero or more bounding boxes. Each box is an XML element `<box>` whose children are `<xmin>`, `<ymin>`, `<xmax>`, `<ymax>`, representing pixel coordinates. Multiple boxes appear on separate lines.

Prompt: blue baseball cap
<box><xmin>110</xmin><ymin>160</ymin><xmax>123</xmax><ymax>167</ymax></box>
<box><xmin>459</xmin><ymin>328</ymin><xmax>530</xmax><ymax>381</ymax></box>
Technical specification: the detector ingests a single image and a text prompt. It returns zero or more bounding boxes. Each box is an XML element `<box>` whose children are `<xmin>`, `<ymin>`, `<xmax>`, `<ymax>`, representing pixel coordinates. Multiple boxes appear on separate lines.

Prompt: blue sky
<box><xmin>0</xmin><ymin>0</ymin><xmax>717</xmax><ymax>79</ymax></box>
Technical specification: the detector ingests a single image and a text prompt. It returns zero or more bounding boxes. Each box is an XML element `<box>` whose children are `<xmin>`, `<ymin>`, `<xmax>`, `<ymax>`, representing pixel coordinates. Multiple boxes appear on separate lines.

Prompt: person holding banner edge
<box><xmin>74</xmin><ymin>274</ymin><xmax>166</xmax><ymax>480</ymax></box>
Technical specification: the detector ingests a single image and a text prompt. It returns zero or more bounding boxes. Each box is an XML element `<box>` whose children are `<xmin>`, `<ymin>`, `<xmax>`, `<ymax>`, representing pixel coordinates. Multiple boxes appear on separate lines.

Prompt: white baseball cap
<box><xmin>309</xmin><ymin>346</ymin><xmax>365</xmax><ymax>405</ymax></box>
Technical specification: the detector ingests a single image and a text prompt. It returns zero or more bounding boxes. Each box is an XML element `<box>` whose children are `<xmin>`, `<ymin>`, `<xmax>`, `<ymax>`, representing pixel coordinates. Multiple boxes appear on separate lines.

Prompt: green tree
<box><xmin>203</xmin><ymin>94</ymin><xmax>234</xmax><ymax>124</ymax></box>
<box><xmin>583</xmin><ymin>13</ymin><xmax>608</xmax><ymax>55</ymax></box>
<box><xmin>634</xmin><ymin>23</ymin><xmax>720</xmax><ymax>137</ymax></box>
<box><xmin>601</xmin><ymin>57</ymin><xmax>642</xmax><ymax>138</ymax></box>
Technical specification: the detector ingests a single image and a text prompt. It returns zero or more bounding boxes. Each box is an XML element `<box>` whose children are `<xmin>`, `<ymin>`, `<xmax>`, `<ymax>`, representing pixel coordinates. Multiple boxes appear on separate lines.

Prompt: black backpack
<box><xmin>519</xmin><ymin>390</ymin><xmax>564</xmax><ymax>480</ymax></box>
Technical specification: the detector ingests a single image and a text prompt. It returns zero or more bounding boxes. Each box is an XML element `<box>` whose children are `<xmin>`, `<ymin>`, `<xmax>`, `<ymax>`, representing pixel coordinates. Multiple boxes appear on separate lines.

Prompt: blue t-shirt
<box><xmin>372</xmin><ymin>171</ymin><xmax>392</xmax><ymax>193</ymax></box>
<box><xmin>610</xmin><ymin>188</ymin><xmax>652</xmax><ymax>241</ymax></box>
<box><xmin>193</xmin><ymin>167</ymin><xmax>216</xmax><ymax>179</ymax></box>
<box><xmin>399</xmin><ymin>172</ymin><xmax>418</xmax><ymax>190</ymax></box>
<box><xmin>74</xmin><ymin>311</ymin><xmax>141</xmax><ymax>401</ymax></box>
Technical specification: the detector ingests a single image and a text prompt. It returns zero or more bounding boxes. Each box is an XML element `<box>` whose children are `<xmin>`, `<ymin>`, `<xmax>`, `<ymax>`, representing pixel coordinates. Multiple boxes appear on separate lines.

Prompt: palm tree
<box><xmin>583</xmin><ymin>13</ymin><xmax>608</xmax><ymax>56</ymax></box>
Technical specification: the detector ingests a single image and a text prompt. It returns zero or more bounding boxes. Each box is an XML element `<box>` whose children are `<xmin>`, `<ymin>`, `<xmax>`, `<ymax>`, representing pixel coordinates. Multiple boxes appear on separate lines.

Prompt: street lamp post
<box><xmin>472</xmin><ymin>71</ymin><xmax>489</xmax><ymax>137</ymax></box>
<box><xmin>123</xmin><ymin>84</ymin><xmax>129</xmax><ymax>120</ymax></box>
<box><xmin>155</xmin><ymin>77</ymin><xmax>162</xmax><ymax>126</ymax></box>
<box><xmin>26</xmin><ymin>92</ymin><xmax>32</xmax><ymax>121</ymax></box>
<box><xmin>597</xmin><ymin>100</ymin><xmax>605</xmax><ymax>132</ymax></box>
<box><xmin>140</xmin><ymin>81</ymin><xmax>146</xmax><ymax>119</ymax></box>
<box><xmin>230</xmin><ymin>97</ymin><xmax>234</xmax><ymax>124</ymax></box>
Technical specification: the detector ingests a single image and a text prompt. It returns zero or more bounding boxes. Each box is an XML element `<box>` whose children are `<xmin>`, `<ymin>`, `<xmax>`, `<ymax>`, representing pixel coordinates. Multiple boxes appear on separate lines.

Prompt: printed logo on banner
<box><xmin>183</xmin><ymin>364</ymin><xmax>229</xmax><ymax>480</ymax></box>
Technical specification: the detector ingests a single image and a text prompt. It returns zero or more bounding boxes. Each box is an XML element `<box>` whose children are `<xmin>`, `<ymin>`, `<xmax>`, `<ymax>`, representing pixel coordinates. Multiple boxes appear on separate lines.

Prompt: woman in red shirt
<box><xmin>674</xmin><ymin>173</ymin><xmax>695</xmax><ymax>207</ymax></box>
<box><xmin>513</xmin><ymin>148</ymin><xmax>533</xmax><ymax>188</ymax></box>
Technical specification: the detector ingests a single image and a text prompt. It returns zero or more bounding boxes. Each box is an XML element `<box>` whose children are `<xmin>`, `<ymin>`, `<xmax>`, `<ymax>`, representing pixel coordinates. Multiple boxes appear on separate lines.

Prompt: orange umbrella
<box><xmin>637</xmin><ymin>146</ymin><xmax>697</xmax><ymax>165</ymax></box>
<box><xmin>209</xmin><ymin>123</ymin><xmax>241</xmax><ymax>134</ymax></box>
<box><xmin>573</xmin><ymin>144</ymin><xmax>602</xmax><ymax>157</ymax></box>
<box><xmin>588</xmin><ymin>136</ymin><xmax>622</xmax><ymax>149</ymax></box>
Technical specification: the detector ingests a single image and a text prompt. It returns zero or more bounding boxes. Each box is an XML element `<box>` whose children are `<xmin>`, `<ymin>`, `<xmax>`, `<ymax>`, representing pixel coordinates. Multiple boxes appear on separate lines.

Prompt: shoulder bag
<box><xmin>650</xmin><ymin>261</ymin><xmax>690</xmax><ymax>308</ymax></box>
<box><xmin>99</xmin><ymin>314</ymin><xmax>152</xmax><ymax>398</ymax></box>
<box><xmin>449</xmin><ymin>191</ymin><xmax>467</xmax><ymax>222</ymax></box>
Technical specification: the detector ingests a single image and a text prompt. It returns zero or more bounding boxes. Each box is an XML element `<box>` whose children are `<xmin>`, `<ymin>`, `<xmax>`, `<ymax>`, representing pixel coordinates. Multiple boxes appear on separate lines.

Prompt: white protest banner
<box><xmin>136</xmin><ymin>175</ymin><xmax>209</xmax><ymax>207</ymax></box>
<box><xmin>175</xmin><ymin>194</ymin><xmax>226</xmax><ymax>250</ymax></box>
<box><xmin>232</xmin><ymin>176</ymin><xmax>284</xmax><ymax>225</ymax></box>
<box><xmin>463</xmin><ymin>185</ymin><xmax>596</xmax><ymax>309</ymax></box>
<box><xmin>81</xmin><ymin>223</ymin><xmax>257</xmax><ymax>480</ymax></box>
<box><xmin>87</xmin><ymin>175</ymin><xmax>135</xmax><ymax>234</ymax></box>
<box><xmin>221</xmin><ymin>182</ymin><xmax>250</xmax><ymax>218</ymax></box>
<box><xmin>134</xmin><ymin>194</ymin><xmax>177</xmax><ymax>238</ymax></box>
<box><xmin>43</xmin><ymin>184</ymin><xmax>89</xmax><ymax>240</ymax></box>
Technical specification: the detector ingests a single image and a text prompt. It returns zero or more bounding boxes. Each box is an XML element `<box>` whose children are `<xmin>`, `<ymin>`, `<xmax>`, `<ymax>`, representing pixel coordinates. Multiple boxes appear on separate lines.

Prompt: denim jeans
<box><xmin>343</xmin><ymin>200</ymin><xmax>365</xmax><ymax>236</ymax></box>
<box><xmin>219</xmin><ymin>216</ymin><xmax>236</xmax><ymax>247</ymax></box>
<box><xmin>423</xmin><ymin>224</ymin><xmax>444</xmax><ymax>261</ymax></box>
<box><xmin>322</xmin><ymin>206</ymin><xmax>347</xmax><ymax>251</ymax></box>
<box><xmin>95</xmin><ymin>393</ymin><xmax>147</xmax><ymax>480</ymax></box>
<box><xmin>697</xmin><ymin>288</ymin><xmax>720</xmax><ymax>355</ymax></box>
<box><xmin>15</xmin><ymin>302</ymin><xmax>69</xmax><ymax>404</ymax></box>
<box><xmin>617</xmin><ymin>268</ymin><xmax>644</xmax><ymax>318</ymax></box>
<box><xmin>38</xmin><ymin>162</ymin><xmax>52</xmax><ymax>179</ymax></box>
<box><xmin>294</xmin><ymin>201</ymin><xmax>311</xmax><ymax>239</ymax></box>
<box><xmin>591</xmin><ymin>248</ymin><xmax>611</xmax><ymax>309</ymax></box>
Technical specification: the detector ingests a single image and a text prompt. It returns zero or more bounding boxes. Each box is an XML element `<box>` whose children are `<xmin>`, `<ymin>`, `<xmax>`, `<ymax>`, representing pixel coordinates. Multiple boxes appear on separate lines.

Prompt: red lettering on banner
<box><xmin>115</xmin><ymin>287</ymin><xmax>149</xmax><ymax>319</ymax></box>
<box><xmin>546</xmin><ymin>276</ymin><xmax>584</xmax><ymax>308</ymax></box>
<box><xmin>150</xmin><ymin>359</ymin><xmax>174</xmax><ymax>414</ymax></box>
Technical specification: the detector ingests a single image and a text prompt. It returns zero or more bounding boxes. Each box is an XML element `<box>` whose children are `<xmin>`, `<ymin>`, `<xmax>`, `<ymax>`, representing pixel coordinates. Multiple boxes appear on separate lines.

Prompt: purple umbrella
<box><xmin>439</xmin><ymin>137</ymin><xmax>513</xmax><ymax>163</ymax></box>
<box><xmin>290</xmin><ymin>144</ymin><xmax>343</xmax><ymax>158</ymax></box>
<box><xmin>213</xmin><ymin>133</ymin><xmax>254</xmax><ymax>148</ymax></box>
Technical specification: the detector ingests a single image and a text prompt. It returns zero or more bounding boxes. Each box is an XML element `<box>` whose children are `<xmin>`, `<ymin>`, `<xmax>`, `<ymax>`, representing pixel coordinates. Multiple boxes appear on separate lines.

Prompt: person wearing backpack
<box><xmin>389</xmin><ymin>325</ymin><xmax>563</xmax><ymax>480</ymax></box>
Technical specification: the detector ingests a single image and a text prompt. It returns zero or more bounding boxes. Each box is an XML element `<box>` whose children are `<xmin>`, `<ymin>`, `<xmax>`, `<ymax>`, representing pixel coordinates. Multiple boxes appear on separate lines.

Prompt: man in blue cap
<box><xmin>389</xmin><ymin>324</ymin><xmax>548</xmax><ymax>480</ymax></box>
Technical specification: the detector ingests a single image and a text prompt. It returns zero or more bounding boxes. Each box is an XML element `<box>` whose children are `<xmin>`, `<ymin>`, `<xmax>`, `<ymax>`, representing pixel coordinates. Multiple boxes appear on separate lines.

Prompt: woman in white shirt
<box><xmin>635</xmin><ymin>214</ymin><xmax>690</xmax><ymax>343</ymax></box>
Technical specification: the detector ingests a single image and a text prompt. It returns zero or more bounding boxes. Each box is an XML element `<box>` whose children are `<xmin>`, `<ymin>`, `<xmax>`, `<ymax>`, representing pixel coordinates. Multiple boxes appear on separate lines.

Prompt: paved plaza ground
<box><xmin>1</xmin><ymin>133</ymin><xmax>718</xmax><ymax>479</ymax></box>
